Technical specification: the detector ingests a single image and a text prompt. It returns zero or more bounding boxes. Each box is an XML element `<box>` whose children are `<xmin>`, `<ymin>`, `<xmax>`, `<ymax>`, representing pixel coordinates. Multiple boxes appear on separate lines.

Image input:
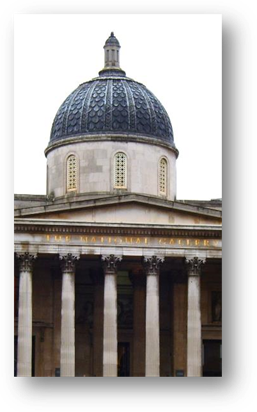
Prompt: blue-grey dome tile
<box><xmin>49</xmin><ymin>75</ymin><xmax>175</xmax><ymax>148</ymax></box>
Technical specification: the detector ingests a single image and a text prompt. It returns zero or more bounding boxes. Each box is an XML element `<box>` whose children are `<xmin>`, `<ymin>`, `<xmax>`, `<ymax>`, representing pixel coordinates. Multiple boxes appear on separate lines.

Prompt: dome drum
<box><xmin>46</xmin><ymin>140</ymin><xmax>177</xmax><ymax>200</ymax></box>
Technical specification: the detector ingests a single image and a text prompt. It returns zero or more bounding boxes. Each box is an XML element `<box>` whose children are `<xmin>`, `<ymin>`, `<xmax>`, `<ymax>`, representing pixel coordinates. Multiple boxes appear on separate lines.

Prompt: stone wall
<box><xmin>46</xmin><ymin>140</ymin><xmax>177</xmax><ymax>200</ymax></box>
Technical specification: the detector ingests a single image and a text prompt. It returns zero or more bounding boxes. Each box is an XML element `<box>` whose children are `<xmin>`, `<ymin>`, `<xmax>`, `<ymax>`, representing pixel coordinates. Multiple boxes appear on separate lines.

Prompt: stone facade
<box><xmin>14</xmin><ymin>33</ymin><xmax>222</xmax><ymax>377</ymax></box>
<box><xmin>14</xmin><ymin>214</ymin><xmax>222</xmax><ymax>377</ymax></box>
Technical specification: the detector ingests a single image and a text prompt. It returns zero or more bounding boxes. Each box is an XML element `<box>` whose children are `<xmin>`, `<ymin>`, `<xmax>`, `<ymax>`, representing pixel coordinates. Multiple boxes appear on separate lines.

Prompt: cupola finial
<box><xmin>103</xmin><ymin>32</ymin><xmax>121</xmax><ymax>69</ymax></box>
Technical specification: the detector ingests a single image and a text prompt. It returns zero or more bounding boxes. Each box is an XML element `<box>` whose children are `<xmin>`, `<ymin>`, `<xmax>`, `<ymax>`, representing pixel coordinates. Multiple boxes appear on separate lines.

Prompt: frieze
<box><xmin>41</xmin><ymin>234</ymin><xmax>221</xmax><ymax>249</ymax></box>
<box><xmin>14</xmin><ymin>231</ymin><xmax>222</xmax><ymax>250</ymax></box>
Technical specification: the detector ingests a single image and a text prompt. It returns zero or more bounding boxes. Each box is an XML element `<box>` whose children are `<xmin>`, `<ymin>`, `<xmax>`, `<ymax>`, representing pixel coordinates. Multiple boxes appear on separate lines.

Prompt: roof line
<box><xmin>14</xmin><ymin>192</ymin><xmax>222</xmax><ymax>218</ymax></box>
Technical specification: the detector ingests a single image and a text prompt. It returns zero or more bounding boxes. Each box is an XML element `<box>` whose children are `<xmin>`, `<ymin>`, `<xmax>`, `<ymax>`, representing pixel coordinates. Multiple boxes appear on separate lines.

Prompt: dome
<box><xmin>45</xmin><ymin>34</ymin><xmax>178</xmax><ymax>200</ymax></box>
<box><xmin>104</xmin><ymin>31</ymin><xmax>120</xmax><ymax>46</ymax></box>
<box><xmin>47</xmin><ymin>33</ymin><xmax>177</xmax><ymax>154</ymax></box>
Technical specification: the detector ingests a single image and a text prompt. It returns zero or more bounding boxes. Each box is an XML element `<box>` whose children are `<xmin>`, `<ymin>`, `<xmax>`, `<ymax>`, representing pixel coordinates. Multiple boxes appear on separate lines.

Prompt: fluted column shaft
<box><xmin>186</xmin><ymin>257</ymin><xmax>205</xmax><ymax>377</ymax></box>
<box><xmin>17</xmin><ymin>253</ymin><xmax>37</xmax><ymax>377</ymax></box>
<box><xmin>102</xmin><ymin>255</ymin><xmax>121</xmax><ymax>377</ymax></box>
<box><xmin>144</xmin><ymin>256</ymin><xmax>164</xmax><ymax>377</ymax></box>
<box><xmin>60</xmin><ymin>253</ymin><xmax>79</xmax><ymax>377</ymax></box>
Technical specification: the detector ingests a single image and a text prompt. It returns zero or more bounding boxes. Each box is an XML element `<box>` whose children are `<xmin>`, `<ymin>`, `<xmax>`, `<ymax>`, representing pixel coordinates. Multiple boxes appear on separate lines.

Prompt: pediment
<box><xmin>15</xmin><ymin>193</ymin><xmax>222</xmax><ymax>227</ymax></box>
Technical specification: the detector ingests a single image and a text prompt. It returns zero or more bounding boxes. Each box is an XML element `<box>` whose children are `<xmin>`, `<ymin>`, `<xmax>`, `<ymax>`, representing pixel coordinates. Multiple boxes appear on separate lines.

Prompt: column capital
<box><xmin>185</xmin><ymin>256</ymin><xmax>206</xmax><ymax>276</ymax></box>
<box><xmin>59</xmin><ymin>253</ymin><xmax>79</xmax><ymax>273</ymax></box>
<box><xmin>16</xmin><ymin>252</ymin><xmax>37</xmax><ymax>272</ymax></box>
<box><xmin>144</xmin><ymin>255</ymin><xmax>164</xmax><ymax>275</ymax></box>
<box><xmin>101</xmin><ymin>254</ymin><xmax>122</xmax><ymax>274</ymax></box>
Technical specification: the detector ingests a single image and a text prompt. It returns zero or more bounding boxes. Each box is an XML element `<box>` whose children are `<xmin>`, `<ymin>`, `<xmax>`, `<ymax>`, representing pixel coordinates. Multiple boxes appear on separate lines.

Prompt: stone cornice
<box><xmin>14</xmin><ymin>192</ymin><xmax>222</xmax><ymax>219</ymax></box>
<box><xmin>44</xmin><ymin>133</ymin><xmax>179</xmax><ymax>157</ymax></box>
<box><xmin>14</xmin><ymin>219</ymin><xmax>222</xmax><ymax>239</ymax></box>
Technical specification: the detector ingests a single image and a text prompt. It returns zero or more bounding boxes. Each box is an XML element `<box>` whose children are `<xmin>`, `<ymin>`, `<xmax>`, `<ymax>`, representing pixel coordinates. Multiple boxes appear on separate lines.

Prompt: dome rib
<box><xmin>122</xmin><ymin>80</ymin><xmax>136</xmax><ymax>130</ymax></box>
<box><xmin>140</xmin><ymin>84</ymin><xmax>157</xmax><ymax>135</ymax></box>
<box><xmin>105</xmin><ymin>79</ymin><xmax>113</xmax><ymax>129</ymax></box>
<box><xmin>65</xmin><ymin>86</ymin><xmax>83</xmax><ymax>136</ymax></box>
<box><xmin>80</xmin><ymin>82</ymin><xmax>92</xmax><ymax>131</ymax></box>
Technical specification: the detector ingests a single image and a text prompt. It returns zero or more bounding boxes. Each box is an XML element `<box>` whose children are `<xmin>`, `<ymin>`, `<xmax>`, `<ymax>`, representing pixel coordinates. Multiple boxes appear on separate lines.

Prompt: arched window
<box><xmin>159</xmin><ymin>157</ymin><xmax>167</xmax><ymax>196</ymax></box>
<box><xmin>67</xmin><ymin>154</ymin><xmax>77</xmax><ymax>192</ymax></box>
<box><xmin>114</xmin><ymin>152</ymin><xmax>127</xmax><ymax>189</ymax></box>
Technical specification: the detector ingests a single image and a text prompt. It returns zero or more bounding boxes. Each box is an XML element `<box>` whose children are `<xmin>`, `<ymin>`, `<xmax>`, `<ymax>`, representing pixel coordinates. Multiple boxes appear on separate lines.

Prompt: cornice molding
<box><xmin>14</xmin><ymin>192</ymin><xmax>222</xmax><ymax>219</ymax></box>
<box><xmin>44</xmin><ymin>134</ymin><xmax>179</xmax><ymax>157</ymax></box>
<box><xmin>14</xmin><ymin>220</ymin><xmax>222</xmax><ymax>239</ymax></box>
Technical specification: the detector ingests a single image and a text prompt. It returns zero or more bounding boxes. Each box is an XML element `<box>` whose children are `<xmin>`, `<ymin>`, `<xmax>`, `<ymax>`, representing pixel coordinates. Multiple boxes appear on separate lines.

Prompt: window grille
<box><xmin>67</xmin><ymin>155</ymin><xmax>77</xmax><ymax>192</ymax></box>
<box><xmin>114</xmin><ymin>152</ymin><xmax>127</xmax><ymax>188</ymax></box>
<box><xmin>159</xmin><ymin>157</ymin><xmax>167</xmax><ymax>195</ymax></box>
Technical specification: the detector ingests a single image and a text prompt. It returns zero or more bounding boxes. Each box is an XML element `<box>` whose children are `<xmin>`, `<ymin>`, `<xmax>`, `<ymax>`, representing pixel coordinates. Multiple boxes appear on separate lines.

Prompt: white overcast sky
<box><xmin>14</xmin><ymin>14</ymin><xmax>221</xmax><ymax>200</ymax></box>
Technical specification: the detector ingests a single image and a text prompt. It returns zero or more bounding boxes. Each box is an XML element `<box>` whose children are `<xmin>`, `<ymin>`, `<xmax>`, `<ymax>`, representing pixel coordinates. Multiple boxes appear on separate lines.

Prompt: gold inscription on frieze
<box><xmin>44</xmin><ymin>234</ymin><xmax>220</xmax><ymax>248</ymax></box>
<box><xmin>159</xmin><ymin>238</ymin><xmax>166</xmax><ymax>245</ymax></box>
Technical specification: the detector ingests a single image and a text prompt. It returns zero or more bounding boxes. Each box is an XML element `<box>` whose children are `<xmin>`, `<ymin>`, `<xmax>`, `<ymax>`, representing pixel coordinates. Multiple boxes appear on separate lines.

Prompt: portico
<box><xmin>14</xmin><ymin>218</ymin><xmax>222</xmax><ymax>377</ymax></box>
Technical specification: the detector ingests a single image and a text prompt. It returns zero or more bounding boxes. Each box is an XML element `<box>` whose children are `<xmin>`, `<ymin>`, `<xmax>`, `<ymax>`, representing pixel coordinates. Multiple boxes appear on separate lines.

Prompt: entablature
<box><xmin>14</xmin><ymin>219</ymin><xmax>222</xmax><ymax>260</ymax></box>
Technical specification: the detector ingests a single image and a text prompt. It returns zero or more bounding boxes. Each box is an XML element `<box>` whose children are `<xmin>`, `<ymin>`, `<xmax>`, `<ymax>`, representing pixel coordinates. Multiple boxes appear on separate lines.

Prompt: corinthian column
<box><xmin>16</xmin><ymin>252</ymin><xmax>37</xmax><ymax>377</ymax></box>
<box><xmin>185</xmin><ymin>256</ymin><xmax>205</xmax><ymax>377</ymax></box>
<box><xmin>144</xmin><ymin>255</ymin><xmax>164</xmax><ymax>377</ymax></box>
<box><xmin>59</xmin><ymin>253</ymin><xmax>79</xmax><ymax>377</ymax></box>
<box><xmin>102</xmin><ymin>254</ymin><xmax>121</xmax><ymax>377</ymax></box>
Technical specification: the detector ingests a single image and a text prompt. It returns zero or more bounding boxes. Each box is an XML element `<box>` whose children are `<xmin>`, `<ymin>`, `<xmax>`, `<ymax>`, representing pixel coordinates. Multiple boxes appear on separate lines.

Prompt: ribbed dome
<box><xmin>48</xmin><ymin>33</ymin><xmax>176</xmax><ymax>151</ymax></box>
